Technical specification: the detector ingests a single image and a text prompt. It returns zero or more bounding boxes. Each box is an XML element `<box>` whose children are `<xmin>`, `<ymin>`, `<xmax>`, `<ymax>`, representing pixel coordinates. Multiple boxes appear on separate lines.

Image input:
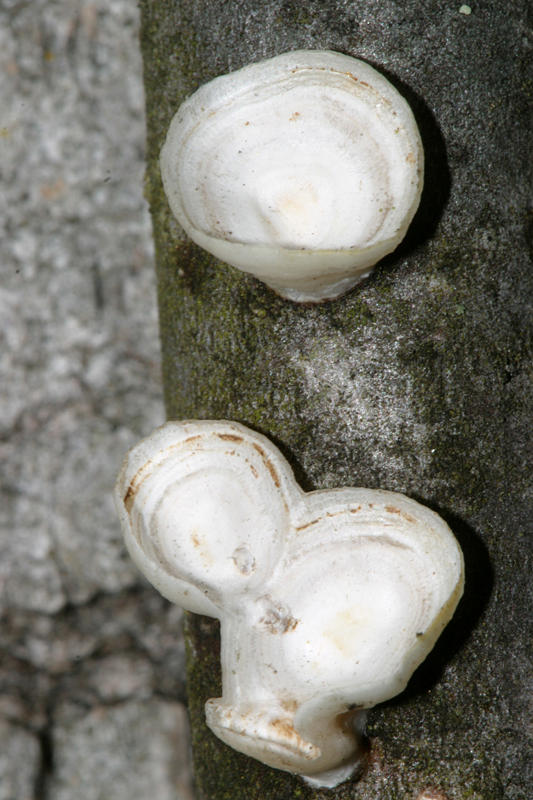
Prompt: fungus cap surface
<box><xmin>160</xmin><ymin>50</ymin><xmax>424</xmax><ymax>301</ymax></box>
<box><xmin>115</xmin><ymin>420</ymin><xmax>463</xmax><ymax>787</ymax></box>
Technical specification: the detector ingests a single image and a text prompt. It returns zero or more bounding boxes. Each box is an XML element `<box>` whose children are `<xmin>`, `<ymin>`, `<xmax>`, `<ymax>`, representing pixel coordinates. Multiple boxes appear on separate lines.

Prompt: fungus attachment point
<box><xmin>160</xmin><ymin>50</ymin><xmax>424</xmax><ymax>302</ymax></box>
<box><xmin>115</xmin><ymin>421</ymin><xmax>463</xmax><ymax>787</ymax></box>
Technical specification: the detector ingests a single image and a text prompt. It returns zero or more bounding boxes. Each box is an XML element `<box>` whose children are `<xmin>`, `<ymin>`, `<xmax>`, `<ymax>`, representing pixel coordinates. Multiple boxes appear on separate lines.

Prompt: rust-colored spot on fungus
<box><xmin>296</xmin><ymin>518</ymin><xmax>320</xmax><ymax>531</ymax></box>
<box><xmin>266</xmin><ymin>461</ymin><xmax>281</xmax><ymax>487</ymax></box>
<box><xmin>252</xmin><ymin>442</ymin><xmax>281</xmax><ymax>487</ymax></box>
<box><xmin>123</xmin><ymin>458</ymin><xmax>155</xmax><ymax>513</ymax></box>
<box><xmin>123</xmin><ymin>484</ymin><xmax>135</xmax><ymax>512</ymax></box>
<box><xmin>350</xmin><ymin>505</ymin><xmax>362</xmax><ymax>513</ymax></box>
<box><xmin>217</xmin><ymin>433</ymin><xmax>244</xmax><ymax>443</ymax></box>
<box><xmin>271</xmin><ymin>718</ymin><xmax>297</xmax><ymax>739</ymax></box>
<box><xmin>340</xmin><ymin>70</ymin><xmax>360</xmax><ymax>84</ymax></box>
<box><xmin>252</xmin><ymin>442</ymin><xmax>266</xmax><ymax>458</ymax></box>
<box><xmin>268</xmin><ymin>718</ymin><xmax>317</xmax><ymax>757</ymax></box>
<box><xmin>385</xmin><ymin>505</ymin><xmax>416</xmax><ymax>523</ymax></box>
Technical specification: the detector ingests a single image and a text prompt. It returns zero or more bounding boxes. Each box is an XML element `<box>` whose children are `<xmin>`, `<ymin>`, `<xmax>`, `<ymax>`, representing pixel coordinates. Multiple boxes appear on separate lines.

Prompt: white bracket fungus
<box><xmin>160</xmin><ymin>50</ymin><xmax>423</xmax><ymax>302</ymax></box>
<box><xmin>115</xmin><ymin>420</ymin><xmax>463</xmax><ymax>787</ymax></box>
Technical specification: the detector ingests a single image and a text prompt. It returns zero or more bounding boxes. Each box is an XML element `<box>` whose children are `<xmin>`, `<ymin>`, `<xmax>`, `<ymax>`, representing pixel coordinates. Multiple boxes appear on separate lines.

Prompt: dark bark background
<box><xmin>139</xmin><ymin>1</ymin><xmax>532</xmax><ymax>798</ymax></box>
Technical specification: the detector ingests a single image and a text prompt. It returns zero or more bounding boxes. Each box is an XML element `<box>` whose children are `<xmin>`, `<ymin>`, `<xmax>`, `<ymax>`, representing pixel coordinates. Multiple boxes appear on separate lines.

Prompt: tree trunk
<box><xmin>139</xmin><ymin>2</ymin><xmax>531</xmax><ymax>798</ymax></box>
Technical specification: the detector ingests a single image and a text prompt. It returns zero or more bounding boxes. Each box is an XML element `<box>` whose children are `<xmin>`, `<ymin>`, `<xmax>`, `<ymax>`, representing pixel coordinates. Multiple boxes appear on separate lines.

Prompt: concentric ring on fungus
<box><xmin>160</xmin><ymin>50</ymin><xmax>424</xmax><ymax>302</ymax></box>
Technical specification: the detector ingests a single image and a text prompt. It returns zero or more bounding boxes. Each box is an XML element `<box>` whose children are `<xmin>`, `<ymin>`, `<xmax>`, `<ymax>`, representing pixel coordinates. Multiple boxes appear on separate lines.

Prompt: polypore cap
<box><xmin>115</xmin><ymin>420</ymin><xmax>463</xmax><ymax>787</ymax></box>
<box><xmin>160</xmin><ymin>50</ymin><xmax>424</xmax><ymax>302</ymax></box>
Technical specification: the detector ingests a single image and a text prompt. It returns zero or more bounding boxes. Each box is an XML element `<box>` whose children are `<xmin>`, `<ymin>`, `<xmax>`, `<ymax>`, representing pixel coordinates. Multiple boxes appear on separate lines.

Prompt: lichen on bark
<box><xmin>139</xmin><ymin>2</ymin><xmax>532</xmax><ymax>798</ymax></box>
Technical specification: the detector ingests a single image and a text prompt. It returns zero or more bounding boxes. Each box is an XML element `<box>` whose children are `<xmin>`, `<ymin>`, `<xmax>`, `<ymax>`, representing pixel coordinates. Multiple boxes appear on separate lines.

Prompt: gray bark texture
<box><xmin>1</xmin><ymin>2</ymin><xmax>197</xmax><ymax>798</ymax></box>
<box><xmin>139</xmin><ymin>1</ymin><xmax>532</xmax><ymax>799</ymax></box>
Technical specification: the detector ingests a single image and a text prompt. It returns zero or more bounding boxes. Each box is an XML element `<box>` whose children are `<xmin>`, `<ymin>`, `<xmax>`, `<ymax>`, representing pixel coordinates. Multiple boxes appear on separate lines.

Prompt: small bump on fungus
<box><xmin>115</xmin><ymin>420</ymin><xmax>463</xmax><ymax>787</ymax></box>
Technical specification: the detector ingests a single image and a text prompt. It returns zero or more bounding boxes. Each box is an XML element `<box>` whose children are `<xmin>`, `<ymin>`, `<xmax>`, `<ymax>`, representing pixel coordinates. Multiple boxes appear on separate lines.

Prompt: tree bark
<box><xmin>139</xmin><ymin>2</ymin><xmax>531</xmax><ymax>798</ymax></box>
